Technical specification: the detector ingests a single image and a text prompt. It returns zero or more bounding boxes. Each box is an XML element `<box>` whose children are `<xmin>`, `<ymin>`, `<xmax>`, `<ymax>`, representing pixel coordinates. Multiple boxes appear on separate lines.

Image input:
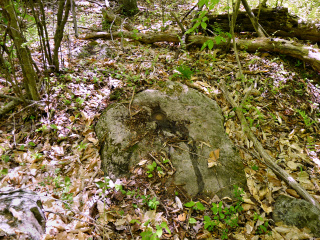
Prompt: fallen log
<box><xmin>81</xmin><ymin>31</ymin><xmax>320</xmax><ymax>72</ymax></box>
<box><xmin>207</xmin><ymin>7</ymin><xmax>320</xmax><ymax>42</ymax></box>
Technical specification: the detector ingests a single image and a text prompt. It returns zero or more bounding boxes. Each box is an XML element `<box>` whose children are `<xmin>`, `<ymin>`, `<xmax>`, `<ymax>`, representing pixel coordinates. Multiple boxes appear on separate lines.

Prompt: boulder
<box><xmin>95</xmin><ymin>81</ymin><xmax>246</xmax><ymax>198</ymax></box>
<box><xmin>0</xmin><ymin>189</ymin><xmax>46</xmax><ymax>240</ymax></box>
<box><xmin>273</xmin><ymin>195</ymin><xmax>320</xmax><ymax>237</ymax></box>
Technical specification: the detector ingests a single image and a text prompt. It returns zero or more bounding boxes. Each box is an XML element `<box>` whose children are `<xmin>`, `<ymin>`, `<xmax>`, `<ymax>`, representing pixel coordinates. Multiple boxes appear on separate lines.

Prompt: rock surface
<box><xmin>273</xmin><ymin>195</ymin><xmax>320</xmax><ymax>237</ymax></box>
<box><xmin>0</xmin><ymin>189</ymin><xmax>46</xmax><ymax>240</ymax></box>
<box><xmin>96</xmin><ymin>81</ymin><xmax>246</xmax><ymax>198</ymax></box>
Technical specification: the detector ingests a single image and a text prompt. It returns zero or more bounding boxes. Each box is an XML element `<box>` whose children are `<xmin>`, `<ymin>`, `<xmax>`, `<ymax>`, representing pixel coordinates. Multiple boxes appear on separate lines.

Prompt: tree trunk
<box><xmin>241</xmin><ymin>0</ymin><xmax>266</xmax><ymax>37</ymax></box>
<box><xmin>120</xmin><ymin>0</ymin><xmax>139</xmax><ymax>16</ymax></box>
<box><xmin>53</xmin><ymin>0</ymin><xmax>71</xmax><ymax>71</ymax></box>
<box><xmin>0</xmin><ymin>0</ymin><xmax>40</xmax><ymax>101</ymax></box>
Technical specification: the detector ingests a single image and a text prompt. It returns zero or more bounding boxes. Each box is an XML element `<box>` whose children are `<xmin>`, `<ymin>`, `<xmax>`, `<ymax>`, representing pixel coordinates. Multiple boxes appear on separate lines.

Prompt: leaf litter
<box><xmin>0</xmin><ymin>0</ymin><xmax>320</xmax><ymax>239</ymax></box>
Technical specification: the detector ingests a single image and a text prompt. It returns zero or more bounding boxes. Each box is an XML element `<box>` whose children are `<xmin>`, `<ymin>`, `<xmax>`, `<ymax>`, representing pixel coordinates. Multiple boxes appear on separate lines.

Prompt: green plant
<box><xmin>306</xmin><ymin>136</ymin><xmax>315</xmax><ymax>151</ymax></box>
<box><xmin>1</xmin><ymin>155</ymin><xmax>10</xmax><ymax>163</ymax></box>
<box><xmin>36</xmin><ymin>124</ymin><xmax>48</xmax><ymax>132</ymax></box>
<box><xmin>297</xmin><ymin>109</ymin><xmax>315</xmax><ymax>127</ymax></box>
<box><xmin>0</xmin><ymin>168</ymin><xmax>8</xmax><ymax>176</ymax></box>
<box><xmin>148</xmin><ymin>197</ymin><xmax>160</xmax><ymax>210</ymax></box>
<box><xmin>39</xmin><ymin>173</ymin><xmax>74</xmax><ymax>208</ymax></box>
<box><xmin>95</xmin><ymin>177</ymin><xmax>111</xmax><ymax>195</ymax></box>
<box><xmin>253</xmin><ymin>212</ymin><xmax>270</xmax><ymax>235</ymax></box>
<box><xmin>251</xmin><ymin>165</ymin><xmax>259</xmax><ymax>171</ymax></box>
<box><xmin>184</xmin><ymin>201</ymin><xmax>206</xmax><ymax>211</ymax></box>
<box><xmin>146</xmin><ymin>161</ymin><xmax>164</xmax><ymax>178</ymax></box>
<box><xmin>175</xmin><ymin>64</ymin><xmax>194</xmax><ymax>80</ymax></box>
<box><xmin>141</xmin><ymin>195</ymin><xmax>159</xmax><ymax>210</ymax></box>
<box><xmin>78</xmin><ymin>141</ymin><xmax>87</xmax><ymax>150</ymax></box>
<box><xmin>31</xmin><ymin>152</ymin><xmax>43</xmax><ymax>160</ymax></box>
<box><xmin>75</xmin><ymin>97</ymin><xmax>85</xmax><ymax>105</ymax></box>
<box><xmin>140</xmin><ymin>221</ymin><xmax>171</xmax><ymax>240</ymax></box>
<box><xmin>203</xmin><ymin>186</ymin><xmax>244</xmax><ymax>239</ymax></box>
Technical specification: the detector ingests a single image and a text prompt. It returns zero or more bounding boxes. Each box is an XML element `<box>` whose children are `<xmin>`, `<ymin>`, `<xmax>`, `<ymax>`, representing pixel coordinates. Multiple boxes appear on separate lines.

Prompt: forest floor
<box><xmin>0</xmin><ymin>0</ymin><xmax>320</xmax><ymax>239</ymax></box>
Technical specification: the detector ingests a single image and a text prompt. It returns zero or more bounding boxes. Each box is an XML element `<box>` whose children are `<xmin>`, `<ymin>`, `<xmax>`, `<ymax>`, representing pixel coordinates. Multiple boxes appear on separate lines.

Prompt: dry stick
<box><xmin>230</xmin><ymin>0</ymin><xmax>243</xmax><ymax>76</ymax></box>
<box><xmin>225</xmin><ymin>0</ymin><xmax>241</xmax><ymax>52</ymax></box>
<box><xmin>170</xmin><ymin>12</ymin><xmax>185</xmax><ymax>33</ymax></box>
<box><xmin>219</xmin><ymin>79</ymin><xmax>320</xmax><ymax>211</ymax></box>
<box><xmin>241</xmin><ymin>0</ymin><xmax>266</xmax><ymax>37</ymax></box>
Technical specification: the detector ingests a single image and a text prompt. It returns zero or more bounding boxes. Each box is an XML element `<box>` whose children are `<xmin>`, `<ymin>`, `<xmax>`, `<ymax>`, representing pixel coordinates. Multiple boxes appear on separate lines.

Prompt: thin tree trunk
<box><xmin>53</xmin><ymin>0</ymin><xmax>71</xmax><ymax>71</ymax></box>
<box><xmin>225</xmin><ymin>0</ymin><xmax>241</xmax><ymax>52</ymax></box>
<box><xmin>0</xmin><ymin>0</ymin><xmax>40</xmax><ymax>100</ymax></box>
<box><xmin>71</xmin><ymin>0</ymin><xmax>78</xmax><ymax>38</ymax></box>
<box><xmin>241</xmin><ymin>0</ymin><xmax>266</xmax><ymax>37</ymax></box>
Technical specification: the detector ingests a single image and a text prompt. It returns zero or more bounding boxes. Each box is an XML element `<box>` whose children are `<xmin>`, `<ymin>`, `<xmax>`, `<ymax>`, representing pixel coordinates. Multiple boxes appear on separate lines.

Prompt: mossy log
<box><xmin>81</xmin><ymin>31</ymin><xmax>320</xmax><ymax>72</ymax></box>
<box><xmin>207</xmin><ymin>7</ymin><xmax>320</xmax><ymax>42</ymax></box>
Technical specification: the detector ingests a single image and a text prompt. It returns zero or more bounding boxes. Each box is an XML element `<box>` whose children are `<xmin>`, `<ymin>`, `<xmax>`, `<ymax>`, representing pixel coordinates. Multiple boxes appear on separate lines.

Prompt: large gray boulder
<box><xmin>273</xmin><ymin>195</ymin><xmax>320</xmax><ymax>237</ymax></box>
<box><xmin>0</xmin><ymin>189</ymin><xmax>46</xmax><ymax>240</ymax></box>
<box><xmin>95</xmin><ymin>81</ymin><xmax>246</xmax><ymax>198</ymax></box>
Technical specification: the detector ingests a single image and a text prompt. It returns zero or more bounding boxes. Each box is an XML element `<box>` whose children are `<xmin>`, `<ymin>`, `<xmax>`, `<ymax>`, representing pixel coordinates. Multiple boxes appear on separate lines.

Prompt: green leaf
<box><xmin>195</xmin><ymin>202</ymin><xmax>206</xmax><ymax>211</ymax></box>
<box><xmin>189</xmin><ymin>218</ymin><xmax>197</xmax><ymax>224</ymax></box>
<box><xmin>130</xmin><ymin>219</ymin><xmax>141</xmax><ymax>224</ymax></box>
<box><xmin>201</xmin><ymin>42</ymin><xmax>208</xmax><ymax>51</ymax></box>
<box><xmin>0</xmin><ymin>168</ymin><xmax>8</xmax><ymax>175</ymax></box>
<box><xmin>184</xmin><ymin>201</ymin><xmax>195</xmax><ymax>208</ymax></box>
<box><xmin>155</xmin><ymin>228</ymin><xmax>162</xmax><ymax>237</ymax></box>
<box><xmin>160</xmin><ymin>222</ymin><xmax>171</xmax><ymax>234</ymax></box>
<box><xmin>64</xmin><ymin>176</ymin><xmax>71</xmax><ymax>185</ymax></box>
<box><xmin>201</xmin><ymin>22</ymin><xmax>207</xmax><ymax>29</ymax></box>
<box><xmin>208</xmin><ymin>40</ymin><xmax>214</xmax><ymax>49</ymax></box>
<box><xmin>211</xmin><ymin>203</ymin><xmax>218</xmax><ymax>215</ymax></box>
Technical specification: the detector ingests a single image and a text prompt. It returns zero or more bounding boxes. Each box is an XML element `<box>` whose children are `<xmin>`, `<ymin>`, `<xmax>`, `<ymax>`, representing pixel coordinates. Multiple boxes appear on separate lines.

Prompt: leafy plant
<box><xmin>297</xmin><ymin>109</ymin><xmax>315</xmax><ymax>127</ymax></box>
<box><xmin>95</xmin><ymin>177</ymin><xmax>111</xmax><ymax>195</ymax></box>
<box><xmin>253</xmin><ymin>212</ymin><xmax>270</xmax><ymax>235</ymax></box>
<box><xmin>175</xmin><ymin>64</ymin><xmax>194</xmax><ymax>80</ymax></box>
<box><xmin>306</xmin><ymin>136</ymin><xmax>316</xmax><ymax>151</ymax></box>
<box><xmin>141</xmin><ymin>195</ymin><xmax>159</xmax><ymax>210</ymax></box>
<box><xmin>78</xmin><ymin>141</ymin><xmax>87</xmax><ymax>150</ymax></box>
<box><xmin>140</xmin><ymin>221</ymin><xmax>171</xmax><ymax>240</ymax></box>
<box><xmin>0</xmin><ymin>168</ymin><xmax>8</xmax><ymax>176</ymax></box>
<box><xmin>203</xmin><ymin>186</ymin><xmax>244</xmax><ymax>239</ymax></box>
<box><xmin>184</xmin><ymin>201</ymin><xmax>206</xmax><ymax>211</ymax></box>
<box><xmin>1</xmin><ymin>154</ymin><xmax>10</xmax><ymax>163</ymax></box>
<box><xmin>146</xmin><ymin>161</ymin><xmax>164</xmax><ymax>178</ymax></box>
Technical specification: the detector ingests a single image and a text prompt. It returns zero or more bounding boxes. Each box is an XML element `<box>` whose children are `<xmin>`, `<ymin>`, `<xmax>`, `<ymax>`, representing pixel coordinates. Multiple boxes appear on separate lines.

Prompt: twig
<box><xmin>219</xmin><ymin>79</ymin><xmax>320</xmax><ymax>211</ymax></box>
<box><xmin>0</xmin><ymin>94</ymin><xmax>30</xmax><ymax>103</ymax></box>
<box><xmin>128</xmin><ymin>86</ymin><xmax>135</xmax><ymax>119</ymax></box>
<box><xmin>149</xmin><ymin>153</ymin><xmax>169</xmax><ymax>172</ymax></box>
<box><xmin>181</xmin><ymin>2</ymin><xmax>198</xmax><ymax>22</ymax></box>
<box><xmin>170</xmin><ymin>12</ymin><xmax>185</xmax><ymax>33</ymax></box>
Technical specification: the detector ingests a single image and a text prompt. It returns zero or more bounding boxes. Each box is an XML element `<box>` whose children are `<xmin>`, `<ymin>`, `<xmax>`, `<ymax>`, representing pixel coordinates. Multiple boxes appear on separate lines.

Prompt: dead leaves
<box><xmin>208</xmin><ymin>149</ymin><xmax>220</xmax><ymax>168</ymax></box>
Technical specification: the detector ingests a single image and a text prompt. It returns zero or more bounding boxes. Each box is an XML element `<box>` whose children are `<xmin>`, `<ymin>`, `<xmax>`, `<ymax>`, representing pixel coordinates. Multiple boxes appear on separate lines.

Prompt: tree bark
<box><xmin>119</xmin><ymin>0</ymin><xmax>139</xmax><ymax>16</ymax></box>
<box><xmin>82</xmin><ymin>31</ymin><xmax>320</xmax><ymax>72</ymax></box>
<box><xmin>0</xmin><ymin>0</ymin><xmax>40</xmax><ymax>101</ymax></box>
<box><xmin>241</xmin><ymin>0</ymin><xmax>266</xmax><ymax>37</ymax></box>
<box><xmin>53</xmin><ymin>0</ymin><xmax>71</xmax><ymax>71</ymax></box>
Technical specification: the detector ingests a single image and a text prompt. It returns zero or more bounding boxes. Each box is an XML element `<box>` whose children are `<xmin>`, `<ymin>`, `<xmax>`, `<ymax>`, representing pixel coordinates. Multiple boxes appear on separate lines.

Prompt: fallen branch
<box><xmin>0</xmin><ymin>100</ymin><xmax>20</xmax><ymax>117</ymax></box>
<box><xmin>219</xmin><ymin>79</ymin><xmax>320</xmax><ymax>211</ymax></box>
<box><xmin>81</xmin><ymin>31</ymin><xmax>320</xmax><ymax>72</ymax></box>
<box><xmin>0</xmin><ymin>95</ymin><xmax>42</xmax><ymax>118</ymax></box>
